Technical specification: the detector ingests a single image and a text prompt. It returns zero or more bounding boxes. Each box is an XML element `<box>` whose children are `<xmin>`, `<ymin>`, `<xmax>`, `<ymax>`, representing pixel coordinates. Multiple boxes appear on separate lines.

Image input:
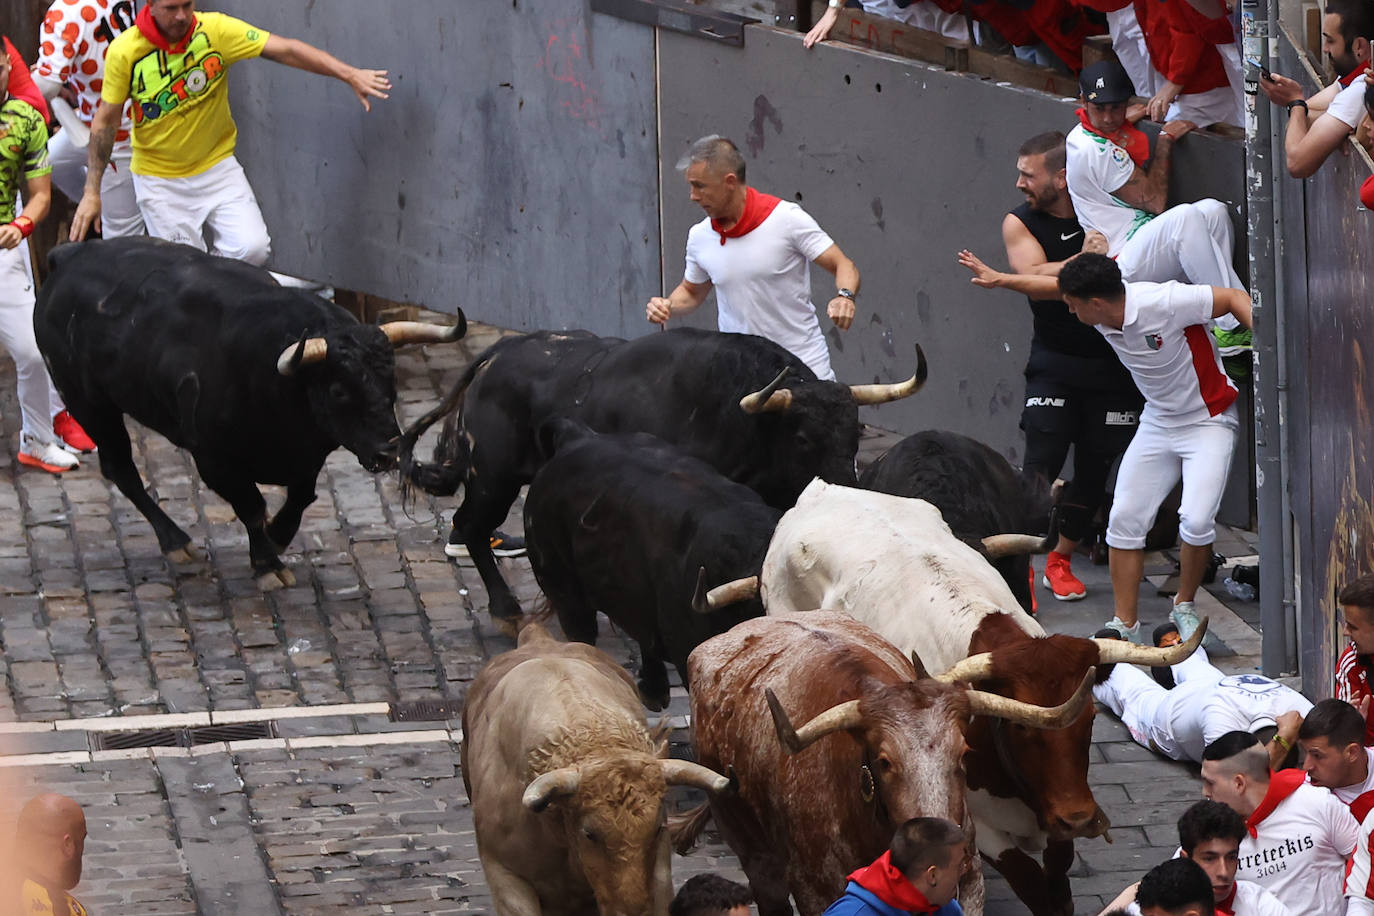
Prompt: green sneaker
<box><xmin>1212</xmin><ymin>326</ymin><xmax>1252</xmax><ymax>357</ymax></box>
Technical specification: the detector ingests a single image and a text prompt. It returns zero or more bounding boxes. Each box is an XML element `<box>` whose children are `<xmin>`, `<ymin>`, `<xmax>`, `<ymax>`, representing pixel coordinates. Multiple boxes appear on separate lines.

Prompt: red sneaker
<box><xmin>1041</xmin><ymin>550</ymin><xmax>1086</xmax><ymax>601</ymax></box>
<box><xmin>53</xmin><ymin>410</ymin><xmax>96</xmax><ymax>453</ymax></box>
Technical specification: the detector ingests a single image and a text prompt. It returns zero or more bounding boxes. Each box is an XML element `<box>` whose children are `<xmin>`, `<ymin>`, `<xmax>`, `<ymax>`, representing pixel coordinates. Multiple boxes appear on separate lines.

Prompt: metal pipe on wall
<box><xmin>1268</xmin><ymin>0</ymin><xmax>1299</xmax><ymax>676</ymax></box>
<box><xmin>1242</xmin><ymin>0</ymin><xmax>1291</xmax><ymax>675</ymax></box>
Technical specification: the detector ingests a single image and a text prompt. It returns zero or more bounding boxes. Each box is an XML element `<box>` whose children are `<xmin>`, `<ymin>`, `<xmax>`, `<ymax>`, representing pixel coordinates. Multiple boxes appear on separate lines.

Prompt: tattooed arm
<box><xmin>69</xmin><ymin>100</ymin><xmax>121</xmax><ymax>241</ymax></box>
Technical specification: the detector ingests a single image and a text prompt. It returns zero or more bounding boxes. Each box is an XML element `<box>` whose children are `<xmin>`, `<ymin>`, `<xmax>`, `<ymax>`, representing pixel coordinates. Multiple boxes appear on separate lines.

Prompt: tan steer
<box><xmin>463</xmin><ymin>623</ymin><xmax>732</xmax><ymax>915</ymax></box>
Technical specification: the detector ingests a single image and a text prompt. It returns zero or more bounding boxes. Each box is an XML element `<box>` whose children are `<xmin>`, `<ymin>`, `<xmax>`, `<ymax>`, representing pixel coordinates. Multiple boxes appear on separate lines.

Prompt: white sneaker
<box><xmin>1169</xmin><ymin>600</ymin><xmax>1202</xmax><ymax>642</ymax></box>
<box><xmin>1100</xmin><ymin>616</ymin><xmax>1142</xmax><ymax>644</ymax></box>
<box><xmin>18</xmin><ymin>435</ymin><xmax>79</xmax><ymax>473</ymax></box>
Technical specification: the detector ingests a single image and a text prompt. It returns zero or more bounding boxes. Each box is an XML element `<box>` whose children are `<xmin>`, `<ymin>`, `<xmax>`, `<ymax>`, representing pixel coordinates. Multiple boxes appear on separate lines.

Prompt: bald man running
<box><xmin>11</xmin><ymin>793</ymin><xmax>88</xmax><ymax>915</ymax></box>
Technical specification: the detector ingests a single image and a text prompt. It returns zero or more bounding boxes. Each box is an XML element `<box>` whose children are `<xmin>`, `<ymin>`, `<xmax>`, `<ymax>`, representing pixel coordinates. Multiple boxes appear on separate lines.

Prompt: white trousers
<box><xmin>133</xmin><ymin>156</ymin><xmax>271</xmax><ymax>266</ymax></box>
<box><xmin>1167</xmin><ymin>84</ymin><xmax>1241</xmax><ymax>128</ymax></box>
<box><xmin>47</xmin><ymin>129</ymin><xmax>144</xmax><ymax>238</ymax></box>
<box><xmin>1106</xmin><ymin>405</ymin><xmax>1238</xmax><ymax>549</ymax></box>
<box><xmin>0</xmin><ymin>246</ymin><xmax>60</xmax><ymax>444</ymax></box>
<box><xmin>1117</xmin><ymin>199</ymin><xmax>1245</xmax><ymax>290</ymax></box>
<box><xmin>1108</xmin><ymin>6</ymin><xmax>1155</xmax><ymax>97</ymax></box>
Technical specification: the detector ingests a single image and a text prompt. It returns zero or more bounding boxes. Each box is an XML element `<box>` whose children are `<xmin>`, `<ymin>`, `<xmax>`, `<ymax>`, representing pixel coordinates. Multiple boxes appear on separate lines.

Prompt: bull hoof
<box><xmin>492</xmin><ymin>615</ymin><xmax>520</xmax><ymax>639</ymax></box>
<box><xmin>255</xmin><ymin>567</ymin><xmax>296</xmax><ymax>591</ymax></box>
<box><xmin>166</xmin><ymin>543</ymin><xmax>204</xmax><ymax>564</ymax></box>
<box><xmin>638</xmin><ymin>684</ymin><xmax>670</xmax><ymax>712</ymax></box>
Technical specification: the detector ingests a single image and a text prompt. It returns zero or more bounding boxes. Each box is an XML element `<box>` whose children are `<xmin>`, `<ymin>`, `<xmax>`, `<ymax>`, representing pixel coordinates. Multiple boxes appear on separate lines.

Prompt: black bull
<box><xmin>34</xmin><ymin>238</ymin><xmax>465</xmax><ymax>588</ymax></box>
<box><xmin>523</xmin><ymin>419</ymin><xmax>782</xmax><ymax>710</ymax></box>
<box><xmin>399</xmin><ymin>328</ymin><xmax>925</xmax><ymax>628</ymax></box>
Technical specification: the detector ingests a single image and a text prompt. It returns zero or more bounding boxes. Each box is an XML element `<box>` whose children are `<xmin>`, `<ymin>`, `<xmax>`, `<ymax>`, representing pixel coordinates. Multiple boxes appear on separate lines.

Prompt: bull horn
<box><xmin>766</xmin><ymin>687</ymin><xmax>863</xmax><ymax>754</ymax></box>
<box><xmin>980</xmin><ymin>533</ymin><xmax>1054</xmax><ymax>558</ymax></box>
<box><xmin>740</xmin><ymin>368</ymin><xmax>793</xmax><ymax>414</ymax></box>
<box><xmin>934</xmin><ymin>652</ymin><xmax>996</xmax><ymax>684</ymax></box>
<box><xmin>522</xmin><ymin>767</ymin><xmax>581</xmax><ymax>812</ymax></box>
<box><xmin>965</xmin><ymin>668</ymin><xmax>1095</xmax><ymax>729</ymax></box>
<box><xmin>661</xmin><ymin>759</ymin><xmax>735</xmax><ymax>795</ymax></box>
<box><xmin>379</xmin><ymin>314</ymin><xmax>468</xmax><ymax>346</ymax></box>
<box><xmin>1094</xmin><ymin>617</ymin><xmax>1209</xmax><ymax>667</ymax></box>
<box><xmin>703</xmin><ymin>576</ymin><xmax>759</xmax><ymax>612</ymax></box>
<box><xmin>848</xmin><ymin>344</ymin><xmax>928</xmax><ymax>406</ymax></box>
<box><xmin>276</xmin><ymin>337</ymin><xmax>328</xmax><ymax>376</ymax></box>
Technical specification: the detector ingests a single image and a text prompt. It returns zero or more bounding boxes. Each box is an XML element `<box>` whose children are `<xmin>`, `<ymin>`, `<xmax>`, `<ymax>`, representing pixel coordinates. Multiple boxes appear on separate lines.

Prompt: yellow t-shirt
<box><xmin>19</xmin><ymin>878</ymin><xmax>88</xmax><ymax>915</ymax></box>
<box><xmin>101</xmin><ymin>11</ymin><xmax>269</xmax><ymax>178</ymax></box>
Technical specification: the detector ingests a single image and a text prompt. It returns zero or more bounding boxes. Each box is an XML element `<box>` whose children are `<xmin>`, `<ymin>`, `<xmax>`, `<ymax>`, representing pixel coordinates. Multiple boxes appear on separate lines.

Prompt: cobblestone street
<box><xmin>0</xmin><ymin>318</ymin><xmax>1269</xmax><ymax>914</ymax></box>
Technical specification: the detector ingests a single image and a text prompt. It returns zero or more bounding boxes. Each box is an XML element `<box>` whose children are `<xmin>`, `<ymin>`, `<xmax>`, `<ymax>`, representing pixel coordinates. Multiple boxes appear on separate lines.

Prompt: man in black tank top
<box><xmin>1002</xmin><ymin>131</ymin><xmax>1143</xmax><ymax>603</ymax></box>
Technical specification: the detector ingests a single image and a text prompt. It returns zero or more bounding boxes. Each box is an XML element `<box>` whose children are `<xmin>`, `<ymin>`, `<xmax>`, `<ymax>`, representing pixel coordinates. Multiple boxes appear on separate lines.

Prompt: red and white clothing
<box><xmin>1337</xmin><ymin>645</ymin><xmax>1374</xmax><ymax>746</ymax></box>
<box><xmin>684</xmin><ymin>189</ymin><xmax>838</xmax><ymax>380</ymax></box>
<box><xmin>1346</xmin><ymin>806</ymin><xmax>1374</xmax><ymax>914</ymax></box>
<box><xmin>1065</xmin><ymin>124</ymin><xmax>1246</xmax><ymax>304</ymax></box>
<box><xmin>1324</xmin><ymin>63</ymin><xmax>1372</xmax><ymax>131</ymax></box>
<box><xmin>1139</xmin><ymin>0</ymin><xmax>1239</xmax><ymax>126</ymax></box>
<box><xmin>1321</xmin><ymin>747</ymin><xmax>1374</xmax><ymax>826</ymax></box>
<box><xmin>1238</xmin><ymin>772</ymin><xmax>1358</xmax><ymax>916</ymax></box>
<box><xmin>1096</xmin><ymin>281</ymin><xmax>1239</xmax><ymax>549</ymax></box>
<box><xmin>32</xmin><ymin>0</ymin><xmax>143</xmax><ymax>237</ymax></box>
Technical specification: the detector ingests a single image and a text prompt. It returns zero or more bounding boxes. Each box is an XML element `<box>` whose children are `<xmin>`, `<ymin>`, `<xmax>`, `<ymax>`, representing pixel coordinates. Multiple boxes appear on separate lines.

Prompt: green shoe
<box><xmin>1212</xmin><ymin>326</ymin><xmax>1252</xmax><ymax>357</ymax></box>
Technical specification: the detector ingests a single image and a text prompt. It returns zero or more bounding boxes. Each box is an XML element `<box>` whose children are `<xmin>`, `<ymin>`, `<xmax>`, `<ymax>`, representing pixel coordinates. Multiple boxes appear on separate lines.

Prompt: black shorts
<box><xmin>1020</xmin><ymin>376</ymin><xmax>1142</xmax><ymax>456</ymax></box>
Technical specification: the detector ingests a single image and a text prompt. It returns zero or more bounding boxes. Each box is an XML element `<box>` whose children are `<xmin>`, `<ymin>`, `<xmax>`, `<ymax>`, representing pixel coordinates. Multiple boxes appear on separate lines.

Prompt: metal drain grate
<box><xmin>190</xmin><ymin>723</ymin><xmax>273</xmax><ymax>745</ymax></box>
<box><xmin>389</xmin><ymin>700</ymin><xmax>464</xmax><ymax>722</ymax></box>
<box><xmin>93</xmin><ymin>721</ymin><xmax>273</xmax><ymax>751</ymax></box>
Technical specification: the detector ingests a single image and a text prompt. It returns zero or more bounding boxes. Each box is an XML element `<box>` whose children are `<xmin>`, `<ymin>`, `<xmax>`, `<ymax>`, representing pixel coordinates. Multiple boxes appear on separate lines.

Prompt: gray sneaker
<box><xmin>1100</xmin><ymin>616</ymin><xmax>1142</xmax><ymax>644</ymax></box>
<box><xmin>1170</xmin><ymin>600</ymin><xmax>1202</xmax><ymax>642</ymax></box>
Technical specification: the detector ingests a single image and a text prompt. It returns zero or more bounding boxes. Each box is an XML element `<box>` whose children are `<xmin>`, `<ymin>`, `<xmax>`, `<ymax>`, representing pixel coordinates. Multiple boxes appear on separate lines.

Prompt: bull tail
<box><xmin>669</xmin><ymin>802</ymin><xmax>713</xmax><ymax>855</ymax></box>
<box><xmin>398</xmin><ymin>354</ymin><xmax>486</xmax><ymax>500</ymax></box>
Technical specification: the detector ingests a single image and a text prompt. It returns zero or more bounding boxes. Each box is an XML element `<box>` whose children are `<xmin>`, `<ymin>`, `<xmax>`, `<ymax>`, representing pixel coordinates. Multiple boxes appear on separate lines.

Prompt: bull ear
<box><xmin>910</xmin><ymin>651</ymin><xmax>931</xmax><ymax>680</ymax></box>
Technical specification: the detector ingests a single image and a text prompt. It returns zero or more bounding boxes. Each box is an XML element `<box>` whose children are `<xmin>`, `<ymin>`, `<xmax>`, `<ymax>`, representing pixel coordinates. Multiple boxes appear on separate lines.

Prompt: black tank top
<box><xmin>1010</xmin><ymin>203</ymin><xmax>1127</xmax><ymax>363</ymax></box>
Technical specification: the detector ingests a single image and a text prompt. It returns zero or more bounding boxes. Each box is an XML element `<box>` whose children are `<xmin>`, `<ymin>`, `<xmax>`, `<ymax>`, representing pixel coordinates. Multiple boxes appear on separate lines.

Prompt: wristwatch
<box><xmin>828</xmin><ymin>0</ymin><xmax>842</xmax><ymax>8</ymax></box>
<box><xmin>1286</xmin><ymin>98</ymin><xmax>1309</xmax><ymax>115</ymax></box>
<box><xmin>836</xmin><ymin>288</ymin><xmax>856</xmax><ymax>301</ymax></box>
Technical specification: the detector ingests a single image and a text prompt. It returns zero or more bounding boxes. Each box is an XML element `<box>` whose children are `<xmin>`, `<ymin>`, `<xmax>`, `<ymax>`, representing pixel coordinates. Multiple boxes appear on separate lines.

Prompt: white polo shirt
<box><xmin>685</xmin><ymin>201</ymin><xmax>836</xmax><ymax>380</ymax></box>
<box><xmin>1095</xmin><ymin>281</ymin><xmax>1237</xmax><ymax>428</ymax></box>
<box><xmin>1065</xmin><ymin>123</ymin><xmax>1154</xmax><ymax>256</ymax></box>
<box><xmin>1239</xmin><ymin>780</ymin><xmax>1359</xmax><ymax>916</ymax></box>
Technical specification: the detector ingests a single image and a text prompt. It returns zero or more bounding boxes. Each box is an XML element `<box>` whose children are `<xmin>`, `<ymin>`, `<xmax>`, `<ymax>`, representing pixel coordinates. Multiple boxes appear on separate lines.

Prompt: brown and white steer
<box><xmin>716</xmin><ymin>481</ymin><xmax>1204</xmax><ymax>916</ymax></box>
<box><xmin>462</xmin><ymin>623</ymin><xmax>733</xmax><ymax>916</ymax></box>
<box><xmin>687</xmin><ymin>612</ymin><xmax>1095</xmax><ymax>916</ymax></box>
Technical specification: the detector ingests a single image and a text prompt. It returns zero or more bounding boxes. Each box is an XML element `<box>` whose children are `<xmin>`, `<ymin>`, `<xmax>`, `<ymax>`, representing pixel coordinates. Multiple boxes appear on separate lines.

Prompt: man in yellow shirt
<box><xmin>9</xmin><ymin>793</ymin><xmax>89</xmax><ymax>915</ymax></box>
<box><xmin>70</xmin><ymin>0</ymin><xmax>389</xmax><ymax>265</ymax></box>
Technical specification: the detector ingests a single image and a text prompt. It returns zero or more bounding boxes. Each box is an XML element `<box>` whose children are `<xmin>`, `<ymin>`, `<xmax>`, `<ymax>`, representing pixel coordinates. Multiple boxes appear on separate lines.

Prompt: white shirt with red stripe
<box><xmin>1239</xmin><ymin>776</ymin><xmax>1358</xmax><ymax>916</ymax></box>
<box><xmin>1095</xmin><ymin>281</ymin><xmax>1237</xmax><ymax>428</ymax></box>
<box><xmin>33</xmin><ymin>0</ymin><xmax>135</xmax><ymax>128</ymax></box>
<box><xmin>1336</xmin><ymin>645</ymin><xmax>1374</xmax><ymax>747</ymax></box>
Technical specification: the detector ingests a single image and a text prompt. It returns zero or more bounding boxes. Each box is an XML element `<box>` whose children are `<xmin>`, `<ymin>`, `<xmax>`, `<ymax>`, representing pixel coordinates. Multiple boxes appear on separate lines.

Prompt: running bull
<box><xmin>399</xmin><ymin>327</ymin><xmax>925</xmax><ymax>631</ymax></box>
<box><xmin>463</xmin><ymin>622</ymin><xmax>733</xmax><ymax>916</ymax></box>
<box><xmin>684</xmin><ymin>613</ymin><xmax>1094</xmax><ymax>916</ymax></box>
<box><xmin>859</xmin><ymin>429</ymin><xmax>1054</xmax><ymax>615</ymax></box>
<box><xmin>35</xmin><ymin>237</ymin><xmax>465</xmax><ymax>589</ymax></box>
<box><xmin>522</xmin><ymin>419</ymin><xmax>781</xmax><ymax>710</ymax></box>
<box><xmin>704</xmin><ymin>481</ymin><xmax>1206</xmax><ymax>916</ymax></box>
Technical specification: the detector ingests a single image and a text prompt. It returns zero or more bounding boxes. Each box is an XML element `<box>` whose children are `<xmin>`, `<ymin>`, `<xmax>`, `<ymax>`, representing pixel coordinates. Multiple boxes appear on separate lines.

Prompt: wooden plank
<box><xmin>967</xmin><ymin>46</ymin><xmax>1081</xmax><ymax>98</ymax></box>
<box><xmin>810</xmin><ymin>1</ymin><xmax>969</xmax><ymax>70</ymax></box>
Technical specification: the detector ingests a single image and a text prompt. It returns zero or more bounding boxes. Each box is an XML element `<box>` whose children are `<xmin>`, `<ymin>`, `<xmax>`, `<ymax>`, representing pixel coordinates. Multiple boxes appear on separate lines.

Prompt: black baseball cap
<box><xmin>1079</xmin><ymin>60</ymin><xmax>1134</xmax><ymax>104</ymax></box>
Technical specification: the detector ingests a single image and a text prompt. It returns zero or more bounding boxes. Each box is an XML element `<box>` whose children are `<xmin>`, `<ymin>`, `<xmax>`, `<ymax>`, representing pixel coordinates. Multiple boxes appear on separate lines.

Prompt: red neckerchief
<box><xmin>711</xmin><ymin>186</ymin><xmax>782</xmax><ymax>246</ymax></box>
<box><xmin>1214</xmin><ymin>883</ymin><xmax>1237</xmax><ymax>916</ymax></box>
<box><xmin>135</xmin><ymin>4</ymin><xmax>198</xmax><ymax>54</ymax></box>
<box><xmin>1245</xmin><ymin>769</ymin><xmax>1307</xmax><ymax>837</ymax></box>
<box><xmin>1340</xmin><ymin>61</ymin><xmax>1370</xmax><ymax>87</ymax></box>
<box><xmin>4</xmin><ymin>37</ymin><xmax>50</xmax><ymax>123</ymax></box>
<box><xmin>1076</xmin><ymin>107</ymin><xmax>1151</xmax><ymax>167</ymax></box>
<box><xmin>847</xmin><ymin>851</ymin><xmax>939</xmax><ymax>913</ymax></box>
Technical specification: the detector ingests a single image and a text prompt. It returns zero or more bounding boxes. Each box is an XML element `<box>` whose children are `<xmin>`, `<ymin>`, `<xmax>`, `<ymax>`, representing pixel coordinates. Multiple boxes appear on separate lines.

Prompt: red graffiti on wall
<box><xmin>537</xmin><ymin>20</ymin><xmax>605</xmax><ymax>133</ymax></box>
